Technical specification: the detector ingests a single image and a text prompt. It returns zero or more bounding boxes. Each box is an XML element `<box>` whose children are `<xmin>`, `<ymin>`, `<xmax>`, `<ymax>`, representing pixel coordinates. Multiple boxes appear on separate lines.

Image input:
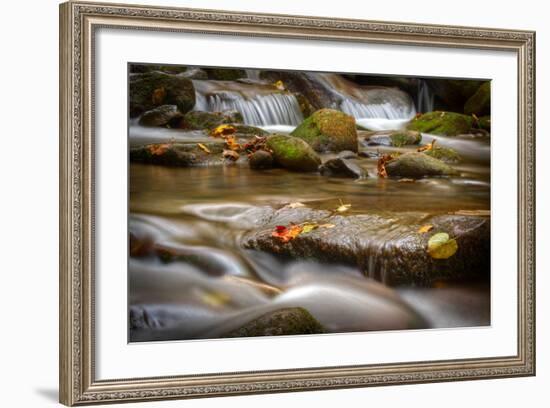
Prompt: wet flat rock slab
<box><xmin>242</xmin><ymin>207</ymin><xmax>490</xmax><ymax>286</ymax></box>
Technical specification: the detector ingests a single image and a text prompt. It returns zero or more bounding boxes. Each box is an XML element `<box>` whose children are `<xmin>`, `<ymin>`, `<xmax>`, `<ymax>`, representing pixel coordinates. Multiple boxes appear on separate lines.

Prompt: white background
<box><xmin>0</xmin><ymin>0</ymin><xmax>546</xmax><ymax>407</ymax></box>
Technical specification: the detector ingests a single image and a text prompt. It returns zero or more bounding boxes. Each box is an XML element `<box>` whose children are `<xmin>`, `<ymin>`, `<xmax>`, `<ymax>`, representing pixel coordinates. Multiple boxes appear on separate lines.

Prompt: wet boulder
<box><xmin>319</xmin><ymin>158</ymin><xmax>367</xmax><ymax>179</ymax></box>
<box><xmin>129</xmin><ymin>71</ymin><xmax>196</xmax><ymax>117</ymax></box>
<box><xmin>242</xmin><ymin>207</ymin><xmax>490</xmax><ymax>286</ymax></box>
<box><xmin>265</xmin><ymin>135</ymin><xmax>321</xmax><ymax>172</ymax></box>
<box><xmin>181</xmin><ymin>110</ymin><xmax>244</xmax><ymax>130</ymax></box>
<box><xmin>385</xmin><ymin>152</ymin><xmax>457</xmax><ymax>178</ymax></box>
<box><xmin>464</xmin><ymin>82</ymin><xmax>491</xmax><ymax>116</ymax></box>
<box><xmin>232</xmin><ymin>124</ymin><xmax>269</xmax><ymax>137</ymax></box>
<box><xmin>291</xmin><ymin>109</ymin><xmax>358</xmax><ymax>153</ymax></box>
<box><xmin>366</xmin><ymin>130</ymin><xmax>422</xmax><ymax>147</ymax></box>
<box><xmin>223</xmin><ymin>307</ymin><xmax>326</xmax><ymax>337</ymax></box>
<box><xmin>130</xmin><ymin>142</ymin><xmax>226</xmax><ymax>167</ymax></box>
<box><xmin>177</xmin><ymin>67</ymin><xmax>208</xmax><ymax>80</ymax></box>
<box><xmin>138</xmin><ymin>105</ymin><xmax>184</xmax><ymax>127</ymax></box>
<box><xmin>249</xmin><ymin>150</ymin><xmax>274</xmax><ymax>170</ymax></box>
<box><xmin>407</xmin><ymin>111</ymin><xmax>474</xmax><ymax>136</ymax></box>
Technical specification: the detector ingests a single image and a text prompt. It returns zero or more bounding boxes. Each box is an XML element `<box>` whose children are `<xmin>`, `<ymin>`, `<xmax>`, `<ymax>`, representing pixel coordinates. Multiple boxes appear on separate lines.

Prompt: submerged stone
<box><xmin>249</xmin><ymin>150</ymin><xmax>274</xmax><ymax>170</ymax></box>
<box><xmin>223</xmin><ymin>307</ymin><xmax>326</xmax><ymax>337</ymax></box>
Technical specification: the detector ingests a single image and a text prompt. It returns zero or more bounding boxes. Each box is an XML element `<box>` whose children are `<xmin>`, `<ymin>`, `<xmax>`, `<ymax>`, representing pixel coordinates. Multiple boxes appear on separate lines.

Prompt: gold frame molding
<box><xmin>59</xmin><ymin>1</ymin><xmax>536</xmax><ymax>405</ymax></box>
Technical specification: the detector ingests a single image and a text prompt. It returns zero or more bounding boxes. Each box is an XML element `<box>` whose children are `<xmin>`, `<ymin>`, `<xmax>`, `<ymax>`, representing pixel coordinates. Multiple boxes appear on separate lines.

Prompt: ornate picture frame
<box><xmin>59</xmin><ymin>1</ymin><xmax>535</xmax><ymax>405</ymax></box>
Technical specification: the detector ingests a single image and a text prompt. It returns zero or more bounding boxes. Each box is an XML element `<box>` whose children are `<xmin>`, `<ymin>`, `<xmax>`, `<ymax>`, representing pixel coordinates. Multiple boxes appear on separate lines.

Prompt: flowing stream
<box><xmin>129</xmin><ymin>71</ymin><xmax>489</xmax><ymax>342</ymax></box>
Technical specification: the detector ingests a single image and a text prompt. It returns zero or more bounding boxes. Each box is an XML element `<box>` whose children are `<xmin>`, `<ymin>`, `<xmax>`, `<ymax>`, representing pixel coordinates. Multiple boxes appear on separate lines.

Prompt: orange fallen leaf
<box><xmin>418</xmin><ymin>224</ymin><xmax>434</xmax><ymax>234</ymax></box>
<box><xmin>148</xmin><ymin>143</ymin><xmax>171</xmax><ymax>156</ymax></box>
<box><xmin>417</xmin><ymin>139</ymin><xmax>437</xmax><ymax>152</ymax></box>
<box><xmin>377</xmin><ymin>154</ymin><xmax>394</xmax><ymax>178</ymax></box>
<box><xmin>225</xmin><ymin>135</ymin><xmax>241</xmax><ymax>151</ymax></box>
<box><xmin>151</xmin><ymin>87</ymin><xmax>166</xmax><ymax>105</ymax></box>
<box><xmin>197</xmin><ymin>143</ymin><xmax>211</xmax><ymax>154</ymax></box>
<box><xmin>271</xmin><ymin>224</ymin><xmax>303</xmax><ymax>243</ymax></box>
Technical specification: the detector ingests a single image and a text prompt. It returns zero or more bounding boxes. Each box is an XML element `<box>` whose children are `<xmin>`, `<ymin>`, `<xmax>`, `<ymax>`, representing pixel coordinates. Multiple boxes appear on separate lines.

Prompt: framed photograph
<box><xmin>59</xmin><ymin>1</ymin><xmax>535</xmax><ymax>405</ymax></box>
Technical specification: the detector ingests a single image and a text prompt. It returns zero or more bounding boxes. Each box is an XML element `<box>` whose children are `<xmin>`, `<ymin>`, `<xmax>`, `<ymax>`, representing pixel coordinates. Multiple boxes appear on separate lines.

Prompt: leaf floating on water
<box><xmin>201</xmin><ymin>290</ymin><xmax>231</xmax><ymax>308</ymax></box>
<box><xmin>418</xmin><ymin>224</ymin><xmax>434</xmax><ymax>234</ymax></box>
<box><xmin>335</xmin><ymin>199</ymin><xmax>351</xmax><ymax>213</ymax></box>
<box><xmin>223</xmin><ymin>149</ymin><xmax>239</xmax><ymax>161</ymax></box>
<box><xmin>271</xmin><ymin>224</ymin><xmax>303</xmax><ymax>243</ymax></box>
<box><xmin>427</xmin><ymin>232</ymin><xmax>458</xmax><ymax>259</ymax></box>
<box><xmin>452</xmin><ymin>209</ymin><xmax>491</xmax><ymax>217</ymax></box>
<box><xmin>286</xmin><ymin>202</ymin><xmax>306</xmax><ymax>209</ymax></box>
<box><xmin>148</xmin><ymin>143</ymin><xmax>171</xmax><ymax>156</ymax></box>
<box><xmin>197</xmin><ymin>143</ymin><xmax>211</xmax><ymax>154</ymax></box>
<box><xmin>377</xmin><ymin>154</ymin><xmax>396</xmax><ymax>178</ymax></box>
<box><xmin>210</xmin><ymin>124</ymin><xmax>236</xmax><ymax>138</ymax></box>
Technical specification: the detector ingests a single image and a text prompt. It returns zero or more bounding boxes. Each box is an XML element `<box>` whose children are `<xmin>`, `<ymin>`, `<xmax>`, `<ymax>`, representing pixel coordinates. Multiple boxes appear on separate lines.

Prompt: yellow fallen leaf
<box><xmin>418</xmin><ymin>224</ymin><xmax>434</xmax><ymax>234</ymax></box>
<box><xmin>319</xmin><ymin>223</ymin><xmax>336</xmax><ymax>229</ymax></box>
<box><xmin>335</xmin><ymin>199</ymin><xmax>351</xmax><ymax>213</ymax></box>
<box><xmin>201</xmin><ymin>290</ymin><xmax>231</xmax><ymax>308</ymax></box>
<box><xmin>273</xmin><ymin>80</ymin><xmax>285</xmax><ymax>90</ymax></box>
<box><xmin>225</xmin><ymin>135</ymin><xmax>241</xmax><ymax>151</ymax></box>
<box><xmin>427</xmin><ymin>232</ymin><xmax>458</xmax><ymax>259</ymax></box>
<box><xmin>197</xmin><ymin>143</ymin><xmax>211</xmax><ymax>154</ymax></box>
<box><xmin>301</xmin><ymin>223</ymin><xmax>319</xmax><ymax>234</ymax></box>
<box><xmin>210</xmin><ymin>124</ymin><xmax>236</xmax><ymax>138</ymax></box>
<box><xmin>286</xmin><ymin>202</ymin><xmax>306</xmax><ymax>209</ymax></box>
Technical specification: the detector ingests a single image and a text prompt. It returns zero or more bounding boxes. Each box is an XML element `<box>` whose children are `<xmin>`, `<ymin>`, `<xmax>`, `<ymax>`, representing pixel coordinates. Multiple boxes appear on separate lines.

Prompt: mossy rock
<box><xmin>130</xmin><ymin>142</ymin><xmax>225</xmax><ymax>167</ymax></box>
<box><xmin>424</xmin><ymin>79</ymin><xmax>484</xmax><ymax>112</ymax></box>
<box><xmin>464</xmin><ymin>82</ymin><xmax>491</xmax><ymax>116</ymax></box>
<box><xmin>294</xmin><ymin>93</ymin><xmax>315</xmax><ymax>118</ymax></box>
<box><xmin>129</xmin><ymin>71</ymin><xmax>195</xmax><ymax>117</ymax></box>
<box><xmin>291</xmin><ymin>109</ymin><xmax>358</xmax><ymax>152</ymax></box>
<box><xmin>367</xmin><ymin>130</ymin><xmax>422</xmax><ymax>147</ymax></box>
<box><xmin>233</xmin><ymin>124</ymin><xmax>269</xmax><ymax>137</ymax></box>
<box><xmin>138</xmin><ymin>105</ymin><xmax>184</xmax><ymax>127</ymax></box>
<box><xmin>407</xmin><ymin>111</ymin><xmax>474</xmax><ymax>136</ymax></box>
<box><xmin>182</xmin><ymin>110</ymin><xmax>244</xmax><ymax>130</ymax></box>
<box><xmin>223</xmin><ymin>307</ymin><xmax>326</xmax><ymax>337</ymax></box>
<box><xmin>423</xmin><ymin>147</ymin><xmax>461</xmax><ymax>164</ymax></box>
<box><xmin>204</xmin><ymin>68</ymin><xmax>247</xmax><ymax>81</ymax></box>
<box><xmin>477</xmin><ymin>115</ymin><xmax>491</xmax><ymax>131</ymax></box>
<box><xmin>385</xmin><ymin>152</ymin><xmax>458</xmax><ymax>178</ymax></box>
<box><xmin>265</xmin><ymin>135</ymin><xmax>321</xmax><ymax>172</ymax></box>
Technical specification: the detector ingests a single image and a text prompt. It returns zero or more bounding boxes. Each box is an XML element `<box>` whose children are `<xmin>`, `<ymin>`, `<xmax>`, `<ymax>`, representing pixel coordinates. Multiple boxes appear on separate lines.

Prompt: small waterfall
<box><xmin>416</xmin><ymin>79</ymin><xmax>434</xmax><ymax>113</ymax></box>
<box><xmin>193</xmin><ymin>80</ymin><xmax>304</xmax><ymax>127</ymax></box>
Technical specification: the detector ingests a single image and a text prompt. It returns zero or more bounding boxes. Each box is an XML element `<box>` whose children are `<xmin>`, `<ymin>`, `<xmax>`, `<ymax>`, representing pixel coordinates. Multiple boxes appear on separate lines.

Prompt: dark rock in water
<box><xmin>130</xmin><ymin>142</ymin><xmax>226</xmax><ymax>167</ymax></box>
<box><xmin>424</xmin><ymin>79</ymin><xmax>484</xmax><ymax>112</ymax></box>
<box><xmin>182</xmin><ymin>110</ymin><xmax>243</xmax><ymax>130</ymax></box>
<box><xmin>204</xmin><ymin>68</ymin><xmax>247</xmax><ymax>81</ymax></box>
<box><xmin>367</xmin><ymin>130</ymin><xmax>422</xmax><ymax>147</ymax></box>
<box><xmin>319</xmin><ymin>158</ymin><xmax>367</xmax><ymax>179</ymax></box>
<box><xmin>249</xmin><ymin>150</ymin><xmax>274</xmax><ymax>170</ymax></box>
<box><xmin>407</xmin><ymin>111</ymin><xmax>474</xmax><ymax>136</ymax></box>
<box><xmin>242</xmin><ymin>207</ymin><xmax>490</xmax><ymax>286</ymax></box>
<box><xmin>129</xmin><ymin>71</ymin><xmax>195</xmax><ymax>117</ymax></box>
<box><xmin>291</xmin><ymin>109</ymin><xmax>358</xmax><ymax>153</ymax></box>
<box><xmin>130</xmin><ymin>64</ymin><xmax>188</xmax><ymax>74</ymax></box>
<box><xmin>129</xmin><ymin>232</ymin><xmax>154</xmax><ymax>257</ymax></box>
<box><xmin>265</xmin><ymin>135</ymin><xmax>321</xmax><ymax>172</ymax></box>
<box><xmin>177</xmin><ymin>67</ymin><xmax>208</xmax><ymax>80</ymax></box>
<box><xmin>358</xmin><ymin>150</ymin><xmax>380</xmax><ymax>159</ymax></box>
<box><xmin>337</xmin><ymin>150</ymin><xmax>358</xmax><ymax>159</ymax></box>
<box><xmin>223</xmin><ymin>307</ymin><xmax>326</xmax><ymax>337</ymax></box>
<box><xmin>259</xmin><ymin>70</ymin><xmax>340</xmax><ymax>110</ymax></box>
<box><xmin>423</xmin><ymin>146</ymin><xmax>461</xmax><ymax>164</ymax></box>
<box><xmin>385</xmin><ymin>152</ymin><xmax>457</xmax><ymax>178</ymax></box>
<box><xmin>464</xmin><ymin>82</ymin><xmax>491</xmax><ymax>116</ymax></box>
<box><xmin>138</xmin><ymin>105</ymin><xmax>184</xmax><ymax>127</ymax></box>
